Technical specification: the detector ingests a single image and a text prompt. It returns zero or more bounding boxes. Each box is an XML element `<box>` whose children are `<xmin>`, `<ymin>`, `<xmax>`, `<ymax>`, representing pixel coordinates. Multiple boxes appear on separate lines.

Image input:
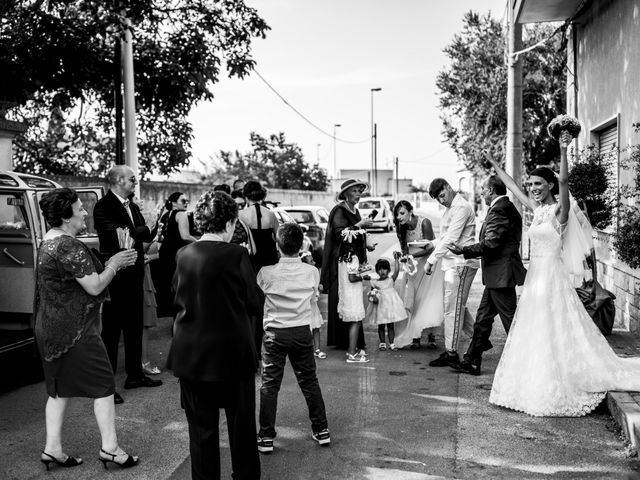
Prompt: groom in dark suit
<box><xmin>448</xmin><ymin>175</ymin><xmax>526</xmax><ymax>375</ymax></box>
<box><xmin>94</xmin><ymin>165</ymin><xmax>162</xmax><ymax>403</ymax></box>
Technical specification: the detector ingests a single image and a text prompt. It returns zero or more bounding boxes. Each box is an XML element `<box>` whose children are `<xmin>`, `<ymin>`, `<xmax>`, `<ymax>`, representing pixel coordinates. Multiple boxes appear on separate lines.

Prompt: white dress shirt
<box><xmin>257</xmin><ymin>256</ymin><xmax>320</xmax><ymax>330</ymax></box>
<box><xmin>113</xmin><ymin>191</ymin><xmax>134</xmax><ymax>223</ymax></box>
<box><xmin>428</xmin><ymin>193</ymin><xmax>479</xmax><ymax>270</ymax></box>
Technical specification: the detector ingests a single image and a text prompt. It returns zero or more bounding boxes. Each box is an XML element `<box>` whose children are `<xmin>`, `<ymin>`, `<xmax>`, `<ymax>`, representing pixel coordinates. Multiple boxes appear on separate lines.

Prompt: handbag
<box><xmin>575</xmin><ymin>248</ymin><xmax>616</xmax><ymax>336</ymax></box>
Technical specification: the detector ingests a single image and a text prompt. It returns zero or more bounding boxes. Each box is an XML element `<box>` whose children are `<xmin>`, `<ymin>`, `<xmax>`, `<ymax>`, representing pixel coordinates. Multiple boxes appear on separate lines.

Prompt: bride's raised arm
<box><xmin>487</xmin><ymin>157</ymin><xmax>536</xmax><ymax>211</ymax></box>
<box><xmin>557</xmin><ymin>131</ymin><xmax>571</xmax><ymax>225</ymax></box>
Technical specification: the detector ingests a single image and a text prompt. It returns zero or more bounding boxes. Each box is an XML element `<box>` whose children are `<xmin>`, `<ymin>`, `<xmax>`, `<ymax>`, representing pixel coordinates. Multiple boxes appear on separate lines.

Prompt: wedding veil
<box><xmin>560</xmin><ymin>195</ymin><xmax>594</xmax><ymax>282</ymax></box>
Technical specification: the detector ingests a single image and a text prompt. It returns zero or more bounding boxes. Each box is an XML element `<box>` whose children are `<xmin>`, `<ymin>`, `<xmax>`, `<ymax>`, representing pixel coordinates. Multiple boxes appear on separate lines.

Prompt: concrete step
<box><xmin>606</xmin><ymin>330</ymin><xmax>640</xmax><ymax>450</ymax></box>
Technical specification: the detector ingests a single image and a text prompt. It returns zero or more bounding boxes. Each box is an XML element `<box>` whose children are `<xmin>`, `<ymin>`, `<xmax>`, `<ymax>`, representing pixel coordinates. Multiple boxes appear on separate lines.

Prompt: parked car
<box><xmin>358</xmin><ymin>197</ymin><xmax>394</xmax><ymax>232</ymax></box>
<box><xmin>275</xmin><ymin>205</ymin><xmax>329</xmax><ymax>264</ymax></box>
<box><xmin>0</xmin><ymin>171</ymin><xmax>102</xmax><ymax>367</ymax></box>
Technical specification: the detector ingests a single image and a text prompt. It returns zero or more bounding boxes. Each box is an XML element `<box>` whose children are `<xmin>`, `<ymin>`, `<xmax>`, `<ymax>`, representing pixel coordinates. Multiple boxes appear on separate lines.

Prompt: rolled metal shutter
<box><xmin>598</xmin><ymin>124</ymin><xmax>617</xmax><ymax>154</ymax></box>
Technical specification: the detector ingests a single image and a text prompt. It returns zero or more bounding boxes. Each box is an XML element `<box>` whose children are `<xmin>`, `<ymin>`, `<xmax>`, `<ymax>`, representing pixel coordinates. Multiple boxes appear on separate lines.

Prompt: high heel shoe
<box><xmin>40</xmin><ymin>451</ymin><xmax>83</xmax><ymax>471</ymax></box>
<box><xmin>99</xmin><ymin>448</ymin><xmax>139</xmax><ymax>469</ymax></box>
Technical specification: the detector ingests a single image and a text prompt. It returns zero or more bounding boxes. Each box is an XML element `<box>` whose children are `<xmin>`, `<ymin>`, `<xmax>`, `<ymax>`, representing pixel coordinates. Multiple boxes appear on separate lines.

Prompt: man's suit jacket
<box><xmin>93</xmin><ymin>190</ymin><xmax>153</xmax><ymax>289</ymax></box>
<box><xmin>462</xmin><ymin>196</ymin><xmax>526</xmax><ymax>289</ymax></box>
<box><xmin>167</xmin><ymin>240</ymin><xmax>264</xmax><ymax>382</ymax></box>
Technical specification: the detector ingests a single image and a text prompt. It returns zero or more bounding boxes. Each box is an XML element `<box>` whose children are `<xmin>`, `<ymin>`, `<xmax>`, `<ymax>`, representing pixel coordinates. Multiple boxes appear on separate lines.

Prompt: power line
<box><xmin>252</xmin><ymin>68</ymin><xmax>370</xmax><ymax>145</ymax></box>
<box><xmin>399</xmin><ymin>146</ymin><xmax>452</xmax><ymax>164</ymax></box>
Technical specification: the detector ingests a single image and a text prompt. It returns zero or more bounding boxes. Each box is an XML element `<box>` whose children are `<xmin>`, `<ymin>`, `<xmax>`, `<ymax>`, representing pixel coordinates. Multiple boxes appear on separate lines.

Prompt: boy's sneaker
<box><xmin>346</xmin><ymin>353</ymin><xmax>370</xmax><ymax>363</ymax></box>
<box><xmin>314</xmin><ymin>349</ymin><xmax>327</xmax><ymax>359</ymax></box>
<box><xmin>257</xmin><ymin>436</ymin><xmax>274</xmax><ymax>454</ymax></box>
<box><xmin>312</xmin><ymin>429</ymin><xmax>331</xmax><ymax>446</ymax></box>
<box><xmin>378</xmin><ymin>342</ymin><xmax>387</xmax><ymax>351</ymax></box>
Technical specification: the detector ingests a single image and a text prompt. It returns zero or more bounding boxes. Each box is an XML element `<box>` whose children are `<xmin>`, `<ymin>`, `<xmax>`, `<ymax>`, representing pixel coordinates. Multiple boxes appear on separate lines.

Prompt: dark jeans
<box><xmin>101</xmin><ymin>284</ymin><xmax>144</xmax><ymax>379</ymax></box>
<box><xmin>465</xmin><ymin>286</ymin><xmax>517</xmax><ymax>362</ymax></box>
<box><xmin>259</xmin><ymin>326</ymin><xmax>328</xmax><ymax>438</ymax></box>
<box><xmin>180</xmin><ymin>377</ymin><xmax>260</xmax><ymax>480</ymax></box>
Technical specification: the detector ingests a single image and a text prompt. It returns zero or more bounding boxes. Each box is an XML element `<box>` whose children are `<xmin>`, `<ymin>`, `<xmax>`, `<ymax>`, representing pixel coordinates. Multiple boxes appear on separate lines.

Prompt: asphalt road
<box><xmin>2</xmin><ymin>230</ymin><xmax>640</xmax><ymax>479</ymax></box>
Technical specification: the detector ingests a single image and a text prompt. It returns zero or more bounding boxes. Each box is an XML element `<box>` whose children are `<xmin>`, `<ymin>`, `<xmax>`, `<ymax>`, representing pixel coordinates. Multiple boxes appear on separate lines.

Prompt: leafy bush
<box><xmin>568</xmin><ymin>144</ymin><xmax>615</xmax><ymax>230</ymax></box>
<box><xmin>612</xmin><ymin>122</ymin><xmax>640</xmax><ymax>268</ymax></box>
<box><xmin>613</xmin><ymin>207</ymin><xmax>640</xmax><ymax>269</ymax></box>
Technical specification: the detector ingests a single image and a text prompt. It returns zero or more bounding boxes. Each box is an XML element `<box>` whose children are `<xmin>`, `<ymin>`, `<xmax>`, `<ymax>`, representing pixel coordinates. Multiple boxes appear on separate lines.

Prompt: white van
<box><xmin>0</xmin><ymin>171</ymin><xmax>102</xmax><ymax>358</ymax></box>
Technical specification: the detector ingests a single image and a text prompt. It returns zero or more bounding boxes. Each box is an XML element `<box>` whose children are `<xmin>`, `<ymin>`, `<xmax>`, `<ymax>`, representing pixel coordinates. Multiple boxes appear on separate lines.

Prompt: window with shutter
<box><xmin>598</xmin><ymin>124</ymin><xmax>618</xmax><ymax>155</ymax></box>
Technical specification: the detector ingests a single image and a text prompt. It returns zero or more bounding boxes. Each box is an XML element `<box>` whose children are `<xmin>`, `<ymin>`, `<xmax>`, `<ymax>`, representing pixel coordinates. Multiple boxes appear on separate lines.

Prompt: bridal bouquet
<box><xmin>367</xmin><ymin>287</ymin><xmax>380</xmax><ymax>304</ymax></box>
<box><xmin>116</xmin><ymin>227</ymin><xmax>134</xmax><ymax>249</ymax></box>
<box><xmin>547</xmin><ymin>114</ymin><xmax>581</xmax><ymax>140</ymax></box>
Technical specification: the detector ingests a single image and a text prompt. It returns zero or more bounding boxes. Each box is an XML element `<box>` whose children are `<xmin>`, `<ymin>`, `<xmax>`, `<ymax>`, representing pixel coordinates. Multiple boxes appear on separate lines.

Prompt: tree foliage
<box><xmin>214</xmin><ymin>132</ymin><xmax>330</xmax><ymax>191</ymax></box>
<box><xmin>1</xmin><ymin>0</ymin><xmax>269</xmax><ymax>177</ymax></box>
<box><xmin>436</xmin><ymin>11</ymin><xmax>566</xmax><ymax>176</ymax></box>
<box><xmin>568</xmin><ymin>145</ymin><xmax>615</xmax><ymax>230</ymax></box>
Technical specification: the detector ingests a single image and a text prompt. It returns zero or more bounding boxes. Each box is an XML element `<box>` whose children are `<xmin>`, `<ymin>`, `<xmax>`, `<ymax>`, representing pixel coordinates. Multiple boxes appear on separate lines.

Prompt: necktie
<box><xmin>122</xmin><ymin>200</ymin><xmax>134</xmax><ymax>223</ymax></box>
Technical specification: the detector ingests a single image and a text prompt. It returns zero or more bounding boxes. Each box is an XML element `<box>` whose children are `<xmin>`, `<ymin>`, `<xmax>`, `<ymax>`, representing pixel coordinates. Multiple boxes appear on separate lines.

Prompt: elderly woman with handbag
<box><xmin>320</xmin><ymin>179</ymin><xmax>375</xmax><ymax>354</ymax></box>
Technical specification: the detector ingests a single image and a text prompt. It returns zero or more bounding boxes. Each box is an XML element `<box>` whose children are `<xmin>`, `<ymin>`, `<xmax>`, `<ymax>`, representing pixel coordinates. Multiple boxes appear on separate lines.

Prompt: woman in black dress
<box><xmin>239</xmin><ymin>180</ymin><xmax>279</xmax><ymax>273</ymax></box>
<box><xmin>36</xmin><ymin>188</ymin><xmax>138</xmax><ymax>470</ymax></box>
<box><xmin>156</xmin><ymin>191</ymin><xmax>197</xmax><ymax>315</ymax></box>
<box><xmin>320</xmin><ymin>179</ymin><xmax>374</xmax><ymax>351</ymax></box>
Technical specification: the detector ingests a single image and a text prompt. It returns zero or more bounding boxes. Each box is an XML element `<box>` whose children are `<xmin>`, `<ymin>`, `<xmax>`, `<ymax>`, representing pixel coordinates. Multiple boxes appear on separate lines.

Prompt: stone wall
<box><xmin>48</xmin><ymin>175</ymin><xmax>336</xmax><ymax>221</ymax></box>
<box><xmin>593</xmin><ymin>231</ymin><xmax>640</xmax><ymax>334</ymax></box>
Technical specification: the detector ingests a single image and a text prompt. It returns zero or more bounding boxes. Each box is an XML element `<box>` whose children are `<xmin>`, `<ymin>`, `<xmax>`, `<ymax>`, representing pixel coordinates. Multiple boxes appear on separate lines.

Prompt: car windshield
<box><xmin>277</xmin><ymin>210</ymin><xmax>295</xmax><ymax>223</ymax></box>
<box><xmin>359</xmin><ymin>200</ymin><xmax>380</xmax><ymax>209</ymax></box>
<box><xmin>317</xmin><ymin>209</ymin><xmax>329</xmax><ymax>223</ymax></box>
<box><xmin>286</xmin><ymin>210</ymin><xmax>314</xmax><ymax>224</ymax></box>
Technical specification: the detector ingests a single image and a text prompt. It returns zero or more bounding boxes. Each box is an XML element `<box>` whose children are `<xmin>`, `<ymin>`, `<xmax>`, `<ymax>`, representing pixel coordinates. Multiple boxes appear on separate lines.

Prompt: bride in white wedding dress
<box><xmin>488</xmin><ymin>131</ymin><xmax>640</xmax><ymax>417</ymax></box>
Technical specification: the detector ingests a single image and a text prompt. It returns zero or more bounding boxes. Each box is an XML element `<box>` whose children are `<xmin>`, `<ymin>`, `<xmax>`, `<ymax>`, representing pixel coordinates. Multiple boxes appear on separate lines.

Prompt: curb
<box><xmin>606</xmin><ymin>331</ymin><xmax>640</xmax><ymax>451</ymax></box>
<box><xmin>607</xmin><ymin>391</ymin><xmax>640</xmax><ymax>449</ymax></box>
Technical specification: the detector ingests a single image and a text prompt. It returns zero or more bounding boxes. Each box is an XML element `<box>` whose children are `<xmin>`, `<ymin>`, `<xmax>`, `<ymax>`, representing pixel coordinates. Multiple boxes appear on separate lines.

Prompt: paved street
<box><xmin>1</xmin><ymin>230</ymin><xmax>640</xmax><ymax>479</ymax></box>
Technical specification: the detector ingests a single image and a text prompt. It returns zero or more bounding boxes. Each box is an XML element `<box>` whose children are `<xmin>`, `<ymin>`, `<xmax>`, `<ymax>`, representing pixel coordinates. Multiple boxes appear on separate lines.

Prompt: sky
<box><xmin>188</xmin><ymin>0</ymin><xmax>508</xmax><ymax>188</ymax></box>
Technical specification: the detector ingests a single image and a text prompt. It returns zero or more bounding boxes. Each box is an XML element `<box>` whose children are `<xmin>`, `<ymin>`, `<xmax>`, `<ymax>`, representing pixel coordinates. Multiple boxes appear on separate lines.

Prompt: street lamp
<box><xmin>370</xmin><ymin>87</ymin><xmax>382</xmax><ymax>195</ymax></box>
<box><xmin>333</xmin><ymin>124</ymin><xmax>341</xmax><ymax>180</ymax></box>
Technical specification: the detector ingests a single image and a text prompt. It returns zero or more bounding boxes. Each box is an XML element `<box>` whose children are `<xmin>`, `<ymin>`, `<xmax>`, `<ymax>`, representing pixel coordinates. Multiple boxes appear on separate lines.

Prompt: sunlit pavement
<box><xmin>2</xmin><ymin>231</ymin><xmax>639</xmax><ymax>479</ymax></box>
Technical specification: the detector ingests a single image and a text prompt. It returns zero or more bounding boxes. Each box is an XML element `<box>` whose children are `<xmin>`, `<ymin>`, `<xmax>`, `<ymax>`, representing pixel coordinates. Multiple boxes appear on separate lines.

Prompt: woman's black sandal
<box><xmin>99</xmin><ymin>448</ymin><xmax>139</xmax><ymax>469</ymax></box>
<box><xmin>40</xmin><ymin>451</ymin><xmax>83</xmax><ymax>470</ymax></box>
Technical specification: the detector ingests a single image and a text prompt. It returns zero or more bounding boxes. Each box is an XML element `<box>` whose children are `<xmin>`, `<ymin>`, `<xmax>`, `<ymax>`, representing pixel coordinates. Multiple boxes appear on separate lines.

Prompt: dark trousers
<box><xmin>101</xmin><ymin>284</ymin><xmax>144</xmax><ymax>379</ymax></box>
<box><xmin>326</xmin><ymin>280</ymin><xmax>365</xmax><ymax>349</ymax></box>
<box><xmin>465</xmin><ymin>286</ymin><xmax>517</xmax><ymax>362</ymax></box>
<box><xmin>259</xmin><ymin>326</ymin><xmax>328</xmax><ymax>438</ymax></box>
<box><xmin>180</xmin><ymin>377</ymin><xmax>260</xmax><ymax>480</ymax></box>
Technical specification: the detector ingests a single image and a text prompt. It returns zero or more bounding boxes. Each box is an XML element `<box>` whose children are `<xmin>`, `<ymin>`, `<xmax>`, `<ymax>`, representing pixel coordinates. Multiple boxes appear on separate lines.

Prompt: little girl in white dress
<box><xmin>366</xmin><ymin>255</ymin><xmax>407</xmax><ymax>351</ymax></box>
<box><xmin>302</xmin><ymin>251</ymin><xmax>327</xmax><ymax>359</ymax></box>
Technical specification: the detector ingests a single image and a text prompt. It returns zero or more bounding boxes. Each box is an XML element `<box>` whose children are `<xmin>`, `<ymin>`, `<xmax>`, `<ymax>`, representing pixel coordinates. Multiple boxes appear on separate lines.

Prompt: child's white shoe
<box><xmin>346</xmin><ymin>353</ymin><xmax>370</xmax><ymax>363</ymax></box>
<box><xmin>378</xmin><ymin>343</ymin><xmax>387</xmax><ymax>351</ymax></box>
<box><xmin>389</xmin><ymin>343</ymin><xmax>398</xmax><ymax>351</ymax></box>
<box><xmin>314</xmin><ymin>349</ymin><xmax>327</xmax><ymax>359</ymax></box>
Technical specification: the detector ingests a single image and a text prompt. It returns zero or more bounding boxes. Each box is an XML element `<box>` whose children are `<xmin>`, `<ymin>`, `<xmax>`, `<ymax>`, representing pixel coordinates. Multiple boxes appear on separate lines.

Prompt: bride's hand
<box><xmin>560</xmin><ymin>130</ymin><xmax>572</xmax><ymax>149</ymax></box>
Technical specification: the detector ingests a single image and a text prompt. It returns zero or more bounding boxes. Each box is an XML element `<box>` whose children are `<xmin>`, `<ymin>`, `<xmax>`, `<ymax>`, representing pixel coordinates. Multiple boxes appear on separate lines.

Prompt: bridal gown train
<box><xmin>489</xmin><ymin>203</ymin><xmax>640</xmax><ymax>417</ymax></box>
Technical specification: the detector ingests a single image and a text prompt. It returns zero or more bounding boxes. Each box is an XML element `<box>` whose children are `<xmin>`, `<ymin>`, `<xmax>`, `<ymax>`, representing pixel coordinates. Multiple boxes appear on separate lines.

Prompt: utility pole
<box><xmin>507</xmin><ymin>2</ymin><xmax>523</xmax><ymax>213</ymax></box>
<box><xmin>113</xmin><ymin>0</ymin><xmax>123</xmax><ymax>165</ymax></box>
<box><xmin>370</xmin><ymin>87</ymin><xmax>381</xmax><ymax>196</ymax></box>
<box><xmin>333</xmin><ymin>124</ymin><xmax>341</xmax><ymax>181</ymax></box>
<box><xmin>394</xmin><ymin>156</ymin><xmax>399</xmax><ymax>200</ymax></box>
